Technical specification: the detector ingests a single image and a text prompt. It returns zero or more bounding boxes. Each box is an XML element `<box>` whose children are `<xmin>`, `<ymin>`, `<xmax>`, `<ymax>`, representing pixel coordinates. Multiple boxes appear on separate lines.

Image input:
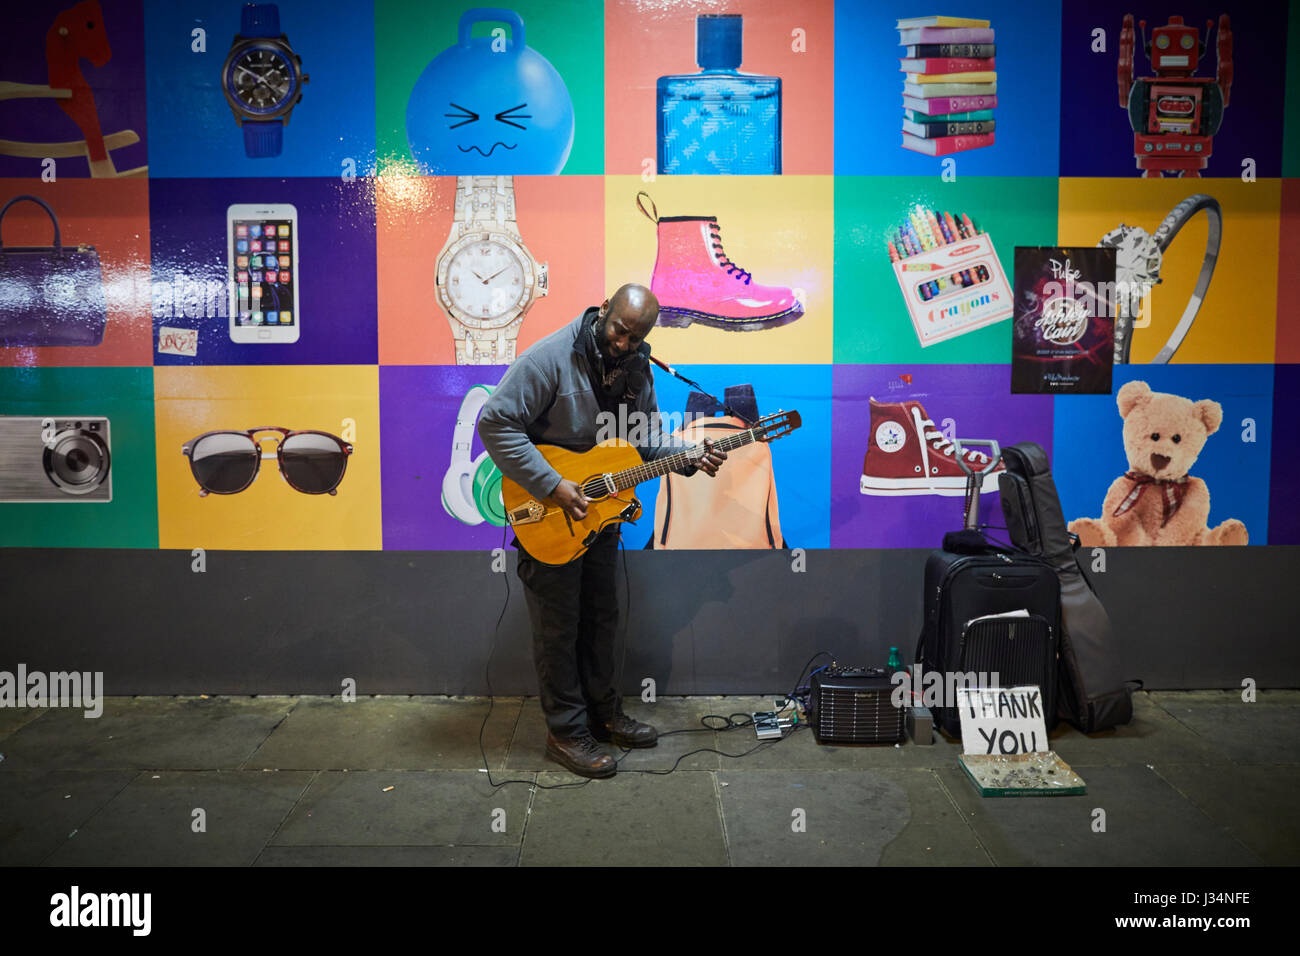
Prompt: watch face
<box><xmin>227</xmin><ymin>45</ymin><xmax>297</xmax><ymax>114</ymax></box>
<box><xmin>442</xmin><ymin>238</ymin><xmax>531</xmax><ymax>327</ymax></box>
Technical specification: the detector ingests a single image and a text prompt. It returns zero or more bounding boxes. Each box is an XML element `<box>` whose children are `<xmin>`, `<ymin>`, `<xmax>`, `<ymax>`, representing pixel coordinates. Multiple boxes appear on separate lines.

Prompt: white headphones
<box><xmin>441</xmin><ymin>384</ymin><xmax>506</xmax><ymax>527</ymax></box>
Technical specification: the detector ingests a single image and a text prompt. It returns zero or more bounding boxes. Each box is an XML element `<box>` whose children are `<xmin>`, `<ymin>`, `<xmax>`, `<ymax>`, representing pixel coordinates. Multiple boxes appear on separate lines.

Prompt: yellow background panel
<box><xmin>604</xmin><ymin>175</ymin><xmax>834</xmax><ymax>364</ymax></box>
<box><xmin>155</xmin><ymin>366</ymin><xmax>381</xmax><ymax>551</ymax></box>
<box><xmin>1058</xmin><ymin>178</ymin><xmax>1279</xmax><ymax>365</ymax></box>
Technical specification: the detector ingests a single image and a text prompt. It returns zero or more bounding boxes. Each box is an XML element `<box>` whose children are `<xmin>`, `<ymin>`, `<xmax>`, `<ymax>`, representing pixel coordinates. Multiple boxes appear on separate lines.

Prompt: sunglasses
<box><xmin>182</xmin><ymin>427</ymin><xmax>354</xmax><ymax>497</ymax></box>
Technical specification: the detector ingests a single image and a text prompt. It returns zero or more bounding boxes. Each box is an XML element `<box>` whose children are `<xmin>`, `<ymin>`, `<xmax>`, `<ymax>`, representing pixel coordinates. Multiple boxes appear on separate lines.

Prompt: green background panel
<box><xmin>0</xmin><ymin>368</ymin><xmax>158</xmax><ymax>548</ymax></box>
<box><xmin>833</xmin><ymin>176</ymin><xmax>1059</xmax><ymax>365</ymax></box>
<box><xmin>374</xmin><ymin>0</ymin><xmax>605</xmax><ymax>175</ymax></box>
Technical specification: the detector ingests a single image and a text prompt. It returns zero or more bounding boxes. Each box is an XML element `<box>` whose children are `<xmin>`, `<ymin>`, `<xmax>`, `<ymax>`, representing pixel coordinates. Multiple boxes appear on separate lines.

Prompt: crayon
<box><xmin>923</xmin><ymin>209</ymin><xmax>968</xmax><ymax>287</ymax></box>
<box><xmin>934</xmin><ymin>210</ymin><xmax>954</xmax><ymax>244</ymax></box>
<box><xmin>902</xmin><ymin>220</ymin><xmax>940</xmax><ymax>294</ymax></box>
<box><xmin>903</xmin><ymin>225</ymin><xmax>940</xmax><ymax>297</ymax></box>
<box><xmin>941</xmin><ymin>211</ymin><xmax>975</xmax><ymax>286</ymax></box>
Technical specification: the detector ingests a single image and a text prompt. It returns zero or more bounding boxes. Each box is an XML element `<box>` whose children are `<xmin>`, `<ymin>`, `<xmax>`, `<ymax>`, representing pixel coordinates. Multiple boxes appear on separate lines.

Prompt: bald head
<box><xmin>597</xmin><ymin>283</ymin><xmax>658</xmax><ymax>360</ymax></box>
<box><xmin>606</xmin><ymin>284</ymin><xmax>658</xmax><ymax>331</ymax></box>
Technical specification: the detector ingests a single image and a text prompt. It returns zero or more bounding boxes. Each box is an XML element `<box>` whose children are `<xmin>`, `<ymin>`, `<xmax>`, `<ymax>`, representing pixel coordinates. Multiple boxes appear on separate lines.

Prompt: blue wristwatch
<box><xmin>221</xmin><ymin>3</ymin><xmax>308</xmax><ymax>158</ymax></box>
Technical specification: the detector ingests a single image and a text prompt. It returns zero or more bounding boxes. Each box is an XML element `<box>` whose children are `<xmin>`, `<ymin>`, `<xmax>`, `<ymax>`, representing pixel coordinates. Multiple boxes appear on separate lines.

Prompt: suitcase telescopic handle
<box><xmin>0</xmin><ymin>194</ymin><xmax>63</xmax><ymax>256</ymax></box>
<box><xmin>950</xmin><ymin>438</ymin><xmax>1001</xmax><ymax>477</ymax></box>
<box><xmin>951</xmin><ymin>439</ymin><xmax>1001</xmax><ymax>531</ymax></box>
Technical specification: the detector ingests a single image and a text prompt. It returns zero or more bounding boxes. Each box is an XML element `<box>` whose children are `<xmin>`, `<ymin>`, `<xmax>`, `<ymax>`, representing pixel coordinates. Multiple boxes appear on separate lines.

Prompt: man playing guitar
<box><xmin>478</xmin><ymin>283</ymin><xmax>727</xmax><ymax>778</ymax></box>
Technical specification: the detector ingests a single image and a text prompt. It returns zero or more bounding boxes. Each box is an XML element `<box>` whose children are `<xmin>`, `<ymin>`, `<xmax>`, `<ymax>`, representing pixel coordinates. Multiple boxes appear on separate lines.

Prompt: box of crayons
<box><xmin>887</xmin><ymin>205</ymin><xmax>1013</xmax><ymax>347</ymax></box>
<box><xmin>898</xmin><ymin>14</ymin><xmax>997</xmax><ymax>156</ymax></box>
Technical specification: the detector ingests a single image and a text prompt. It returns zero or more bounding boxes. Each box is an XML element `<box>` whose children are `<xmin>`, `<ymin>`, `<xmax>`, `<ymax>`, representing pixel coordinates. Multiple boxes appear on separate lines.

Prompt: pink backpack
<box><xmin>651</xmin><ymin>415</ymin><xmax>785</xmax><ymax>549</ymax></box>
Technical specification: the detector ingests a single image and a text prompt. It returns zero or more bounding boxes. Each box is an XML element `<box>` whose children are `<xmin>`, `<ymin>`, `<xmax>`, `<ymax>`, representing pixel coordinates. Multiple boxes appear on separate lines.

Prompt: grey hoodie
<box><xmin>477</xmin><ymin>309</ymin><xmax>696</xmax><ymax>500</ymax></box>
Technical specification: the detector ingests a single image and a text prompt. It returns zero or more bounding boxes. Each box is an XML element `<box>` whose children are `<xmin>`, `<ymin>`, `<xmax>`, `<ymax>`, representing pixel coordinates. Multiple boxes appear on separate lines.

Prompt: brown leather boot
<box><xmin>545</xmin><ymin>731</ymin><xmax>616</xmax><ymax>778</ymax></box>
<box><xmin>589</xmin><ymin>711</ymin><xmax>659</xmax><ymax>748</ymax></box>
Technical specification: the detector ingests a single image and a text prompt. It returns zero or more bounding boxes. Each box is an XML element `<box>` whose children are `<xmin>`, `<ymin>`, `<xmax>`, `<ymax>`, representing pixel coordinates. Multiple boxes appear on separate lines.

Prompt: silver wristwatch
<box><xmin>434</xmin><ymin>175</ymin><xmax>548</xmax><ymax>365</ymax></box>
<box><xmin>1097</xmin><ymin>194</ymin><xmax>1222</xmax><ymax>364</ymax></box>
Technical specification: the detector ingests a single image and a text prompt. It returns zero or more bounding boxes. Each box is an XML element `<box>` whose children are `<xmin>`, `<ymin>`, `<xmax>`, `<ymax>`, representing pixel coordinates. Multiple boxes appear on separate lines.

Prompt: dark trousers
<box><xmin>516</xmin><ymin>529</ymin><xmax>621</xmax><ymax>738</ymax></box>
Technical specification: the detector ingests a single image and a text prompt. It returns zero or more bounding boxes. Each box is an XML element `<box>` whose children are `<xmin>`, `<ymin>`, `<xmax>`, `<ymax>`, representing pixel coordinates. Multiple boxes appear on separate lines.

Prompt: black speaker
<box><xmin>809</xmin><ymin>666</ymin><xmax>905</xmax><ymax>744</ymax></box>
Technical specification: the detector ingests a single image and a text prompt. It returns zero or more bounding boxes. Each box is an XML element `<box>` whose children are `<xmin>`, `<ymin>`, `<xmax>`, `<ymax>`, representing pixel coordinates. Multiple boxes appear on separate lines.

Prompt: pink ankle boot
<box><xmin>637</xmin><ymin>192</ymin><xmax>803</xmax><ymax>331</ymax></box>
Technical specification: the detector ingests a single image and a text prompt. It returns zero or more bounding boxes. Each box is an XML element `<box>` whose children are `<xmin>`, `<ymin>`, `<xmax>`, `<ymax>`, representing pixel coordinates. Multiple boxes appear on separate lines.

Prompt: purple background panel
<box><xmin>381</xmin><ymin>364</ymin><xmax>513</xmax><ymax>551</ymax></box>
<box><xmin>150</xmin><ymin>177</ymin><xmax>377</xmax><ymax>365</ymax></box>
<box><xmin>1268</xmin><ymin>364</ymin><xmax>1299</xmax><ymax>543</ymax></box>
<box><xmin>0</xmin><ymin>0</ymin><xmax>149</xmax><ymax>178</ymax></box>
<box><xmin>1058</xmin><ymin>0</ymin><xmax>1287</xmax><ymax>178</ymax></box>
<box><xmin>830</xmin><ymin>364</ymin><xmax>1055</xmax><ymax>548</ymax></box>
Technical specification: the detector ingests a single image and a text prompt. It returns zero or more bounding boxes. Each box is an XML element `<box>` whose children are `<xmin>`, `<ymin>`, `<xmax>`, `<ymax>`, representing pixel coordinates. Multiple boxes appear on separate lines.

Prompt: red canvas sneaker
<box><xmin>859</xmin><ymin>397</ymin><xmax>1004</xmax><ymax>496</ymax></box>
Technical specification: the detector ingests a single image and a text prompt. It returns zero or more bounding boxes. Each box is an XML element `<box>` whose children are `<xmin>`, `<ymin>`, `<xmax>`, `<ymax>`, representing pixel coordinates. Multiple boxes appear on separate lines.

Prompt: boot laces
<box><xmin>912</xmin><ymin>409</ymin><xmax>989</xmax><ymax>463</ymax></box>
<box><xmin>709</xmin><ymin>223</ymin><xmax>752</xmax><ymax>284</ymax></box>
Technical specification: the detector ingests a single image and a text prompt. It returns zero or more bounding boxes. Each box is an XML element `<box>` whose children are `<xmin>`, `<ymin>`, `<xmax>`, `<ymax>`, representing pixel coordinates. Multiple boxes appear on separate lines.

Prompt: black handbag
<box><xmin>0</xmin><ymin>194</ymin><xmax>108</xmax><ymax>347</ymax></box>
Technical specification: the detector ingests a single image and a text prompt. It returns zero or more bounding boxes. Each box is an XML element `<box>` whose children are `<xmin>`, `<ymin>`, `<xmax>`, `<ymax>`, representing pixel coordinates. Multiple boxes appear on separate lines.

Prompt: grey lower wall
<box><xmin>1</xmin><ymin>546</ymin><xmax>1296</xmax><ymax>694</ymax></box>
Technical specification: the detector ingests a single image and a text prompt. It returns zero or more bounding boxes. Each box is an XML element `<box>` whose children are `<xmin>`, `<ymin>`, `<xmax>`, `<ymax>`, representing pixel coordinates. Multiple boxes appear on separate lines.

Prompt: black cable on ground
<box><xmin>481</xmin><ymin>524</ymin><xmax>836</xmax><ymax>785</ymax></box>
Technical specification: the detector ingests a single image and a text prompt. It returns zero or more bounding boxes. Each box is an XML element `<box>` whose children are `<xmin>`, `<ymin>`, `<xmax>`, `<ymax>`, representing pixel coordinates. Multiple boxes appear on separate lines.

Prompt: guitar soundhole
<box><xmin>579</xmin><ymin>475</ymin><xmax>611</xmax><ymax>501</ymax></box>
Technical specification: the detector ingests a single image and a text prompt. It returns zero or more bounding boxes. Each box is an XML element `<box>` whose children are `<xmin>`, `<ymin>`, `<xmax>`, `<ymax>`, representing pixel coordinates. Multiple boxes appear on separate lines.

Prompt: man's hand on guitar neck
<box><xmin>553</xmin><ymin>478</ymin><xmax>589</xmax><ymax>521</ymax></box>
<box><xmin>697</xmin><ymin>438</ymin><xmax>727</xmax><ymax>478</ymax></box>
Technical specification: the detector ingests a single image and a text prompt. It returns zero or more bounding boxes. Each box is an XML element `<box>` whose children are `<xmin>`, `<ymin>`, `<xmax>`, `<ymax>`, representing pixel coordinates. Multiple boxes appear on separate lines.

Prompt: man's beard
<box><xmin>596</xmin><ymin>317</ymin><xmax>628</xmax><ymax>362</ymax></box>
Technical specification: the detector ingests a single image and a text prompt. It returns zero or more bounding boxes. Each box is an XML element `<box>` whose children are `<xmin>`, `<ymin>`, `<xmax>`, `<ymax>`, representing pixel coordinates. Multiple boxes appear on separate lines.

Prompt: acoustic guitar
<box><xmin>503</xmin><ymin>410</ymin><xmax>801</xmax><ymax>565</ymax></box>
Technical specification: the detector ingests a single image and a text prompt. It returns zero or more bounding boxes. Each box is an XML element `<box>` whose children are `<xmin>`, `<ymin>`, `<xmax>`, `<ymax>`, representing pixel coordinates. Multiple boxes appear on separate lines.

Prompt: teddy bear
<box><xmin>1069</xmin><ymin>380</ymin><xmax>1248</xmax><ymax>547</ymax></box>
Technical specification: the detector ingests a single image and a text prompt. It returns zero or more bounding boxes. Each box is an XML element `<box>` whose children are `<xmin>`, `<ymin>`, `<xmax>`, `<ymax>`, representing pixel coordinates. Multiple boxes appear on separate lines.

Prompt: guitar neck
<box><xmin>613</xmin><ymin>428</ymin><xmax>760</xmax><ymax>491</ymax></box>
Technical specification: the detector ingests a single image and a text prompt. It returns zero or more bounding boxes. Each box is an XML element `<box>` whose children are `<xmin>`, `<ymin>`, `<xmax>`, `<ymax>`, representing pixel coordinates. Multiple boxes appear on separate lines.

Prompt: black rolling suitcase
<box><xmin>914</xmin><ymin>441</ymin><xmax>1061</xmax><ymax>738</ymax></box>
<box><xmin>999</xmin><ymin>442</ymin><xmax>1136</xmax><ymax>733</ymax></box>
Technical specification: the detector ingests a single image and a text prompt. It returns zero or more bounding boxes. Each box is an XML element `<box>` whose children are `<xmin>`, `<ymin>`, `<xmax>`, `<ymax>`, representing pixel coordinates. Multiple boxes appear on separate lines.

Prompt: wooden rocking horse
<box><xmin>0</xmin><ymin>0</ymin><xmax>147</xmax><ymax>178</ymax></box>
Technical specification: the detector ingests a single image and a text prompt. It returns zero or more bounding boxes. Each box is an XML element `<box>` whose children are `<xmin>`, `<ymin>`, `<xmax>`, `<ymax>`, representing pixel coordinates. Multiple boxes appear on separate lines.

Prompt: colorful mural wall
<box><xmin>1</xmin><ymin>0</ymin><xmax>1295</xmax><ymax>558</ymax></box>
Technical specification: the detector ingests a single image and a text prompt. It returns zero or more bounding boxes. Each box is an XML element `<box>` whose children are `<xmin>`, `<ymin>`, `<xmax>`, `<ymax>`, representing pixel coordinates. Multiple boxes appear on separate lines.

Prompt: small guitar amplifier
<box><xmin>809</xmin><ymin>666</ymin><xmax>905</xmax><ymax>744</ymax></box>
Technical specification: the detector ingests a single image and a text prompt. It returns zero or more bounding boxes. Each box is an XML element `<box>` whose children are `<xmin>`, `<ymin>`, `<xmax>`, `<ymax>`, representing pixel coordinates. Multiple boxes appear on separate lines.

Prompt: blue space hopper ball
<box><xmin>406</xmin><ymin>7</ymin><xmax>574</xmax><ymax>174</ymax></box>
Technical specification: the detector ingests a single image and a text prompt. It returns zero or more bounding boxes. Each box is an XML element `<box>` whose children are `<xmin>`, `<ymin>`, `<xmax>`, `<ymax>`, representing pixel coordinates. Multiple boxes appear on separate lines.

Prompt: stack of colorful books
<box><xmin>898</xmin><ymin>15</ymin><xmax>997</xmax><ymax>156</ymax></box>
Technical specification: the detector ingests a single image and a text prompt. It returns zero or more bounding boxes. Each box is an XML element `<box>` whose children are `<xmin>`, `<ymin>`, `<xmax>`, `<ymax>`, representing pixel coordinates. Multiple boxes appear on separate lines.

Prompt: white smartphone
<box><xmin>227</xmin><ymin>203</ymin><xmax>300</xmax><ymax>344</ymax></box>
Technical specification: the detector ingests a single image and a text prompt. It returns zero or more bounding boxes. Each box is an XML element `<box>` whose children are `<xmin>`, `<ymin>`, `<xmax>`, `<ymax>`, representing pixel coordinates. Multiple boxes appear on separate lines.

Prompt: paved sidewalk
<box><xmin>1</xmin><ymin>691</ymin><xmax>1295</xmax><ymax>866</ymax></box>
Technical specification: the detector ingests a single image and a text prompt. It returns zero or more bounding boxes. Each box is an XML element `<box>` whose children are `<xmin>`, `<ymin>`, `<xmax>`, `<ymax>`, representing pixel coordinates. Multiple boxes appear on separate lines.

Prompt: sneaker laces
<box><xmin>708</xmin><ymin>222</ymin><xmax>752</xmax><ymax>284</ymax></box>
<box><xmin>911</xmin><ymin>408</ymin><xmax>990</xmax><ymax>463</ymax></box>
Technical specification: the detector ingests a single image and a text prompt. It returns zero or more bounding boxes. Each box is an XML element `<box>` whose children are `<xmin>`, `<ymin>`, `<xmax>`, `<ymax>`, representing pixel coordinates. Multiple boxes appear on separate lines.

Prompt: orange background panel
<box><xmin>376</xmin><ymin>175</ymin><xmax>605</xmax><ymax>365</ymax></box>
<box><xmin>0</xmin><ymin>178</ymin><xmax>152</xmax><ymax>367</ymax></box>
<box><xmin>1276</xmin><ymin>180</ymin><xmax>1299</xmax><ymax>362</ymax></box>
<box><xmin>603</xmin><ymin>0</ymin><xmax>835</xmax><ymax>175</ymax></box>
<box><xmin>1058</xmin><ymin>178</ymin><xmax>1280</xmax><ymax>366</ymax></box>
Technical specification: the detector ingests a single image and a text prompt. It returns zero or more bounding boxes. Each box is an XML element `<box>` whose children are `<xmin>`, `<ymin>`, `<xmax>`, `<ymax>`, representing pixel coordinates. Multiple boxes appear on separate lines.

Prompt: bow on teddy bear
<box><xmin>1069</xmin><ymin>380</ymin><xmax>1247</xmax><ymax>548</ymax></box>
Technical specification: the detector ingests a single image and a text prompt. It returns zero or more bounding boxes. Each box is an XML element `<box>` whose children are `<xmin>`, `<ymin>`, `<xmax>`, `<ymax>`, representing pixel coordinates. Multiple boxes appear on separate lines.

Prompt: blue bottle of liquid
<box><xmin>656</xmin><ymin>14</ymin><xmax>782</xmax><ymax>175</ymax></box>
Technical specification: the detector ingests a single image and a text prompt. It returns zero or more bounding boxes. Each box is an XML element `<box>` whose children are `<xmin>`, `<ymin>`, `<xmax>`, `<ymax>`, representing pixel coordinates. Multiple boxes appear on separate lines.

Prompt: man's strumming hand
<box><xmin>552</xmin><ymin>478</ymin><xmax>589</xmax><ymax>520</ymax></box>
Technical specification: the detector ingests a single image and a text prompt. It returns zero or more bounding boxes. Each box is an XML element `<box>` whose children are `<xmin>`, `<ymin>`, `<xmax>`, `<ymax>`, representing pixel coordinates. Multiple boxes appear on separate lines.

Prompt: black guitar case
<box><xmin>998</xmin><ymin>442</ymin><xmax>1137</xmax><ymax>733</ymax></box>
